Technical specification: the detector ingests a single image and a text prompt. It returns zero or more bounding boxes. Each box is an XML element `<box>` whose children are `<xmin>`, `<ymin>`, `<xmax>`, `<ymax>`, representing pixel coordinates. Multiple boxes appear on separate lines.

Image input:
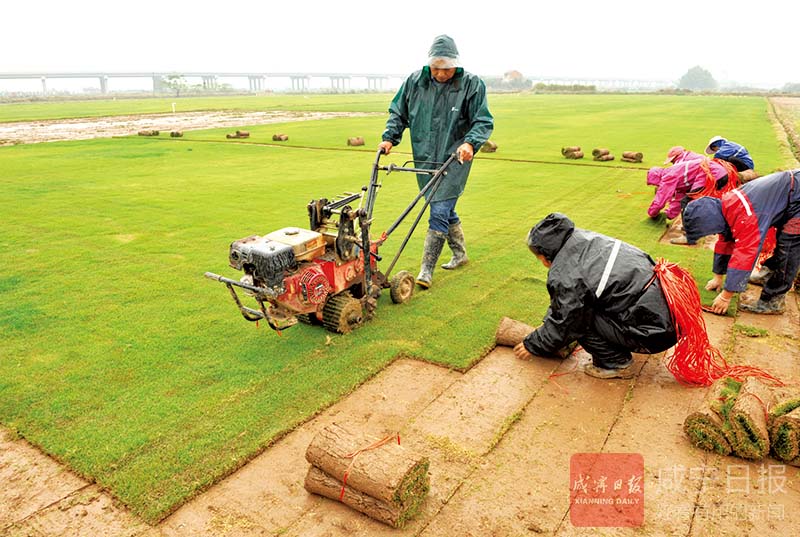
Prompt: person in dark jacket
<box><xmin>378</xmin><ymin>34</ymin><xmax>494</xmax><ymax>289</ymax></box>
<box><xmin>704</xmin><ymin>136</ymin><xmax>755</xmax><ymax>174</ymax></box>
<box><xmin>683</xmin><ymin>169</ymin><xmax>800</xmax><ymax>314</ymax></box>
<box><xmin>513</xmin><ymin>213</ymin><xmax>677</xmax><ymax>379</ymax></box>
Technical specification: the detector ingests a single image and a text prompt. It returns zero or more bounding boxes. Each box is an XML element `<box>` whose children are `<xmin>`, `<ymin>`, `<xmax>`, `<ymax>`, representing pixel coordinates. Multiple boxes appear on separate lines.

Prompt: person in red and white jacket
<box><xmin>683</xmin><ymin>170</ymin><xmax>800</xmax><ymax>314</ymax></box>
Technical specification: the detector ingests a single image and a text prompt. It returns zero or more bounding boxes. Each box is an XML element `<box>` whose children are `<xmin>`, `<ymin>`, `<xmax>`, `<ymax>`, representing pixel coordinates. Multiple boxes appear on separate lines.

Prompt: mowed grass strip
<box><xmin>0</xmin><ymin>94</ymin><xmax>789</xmax><ymax>522</ymax></box>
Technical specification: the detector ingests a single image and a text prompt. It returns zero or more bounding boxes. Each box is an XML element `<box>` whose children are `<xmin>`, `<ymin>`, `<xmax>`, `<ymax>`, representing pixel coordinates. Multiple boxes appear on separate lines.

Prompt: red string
<box><xmin>689</xmin><ymin>159</ymin><xmax>740</xmax><ymax>200</ymax></box>
<box><xmin>338</xmin><ymin>432</ymin><xmax>399</xmax><ymax>501</ymax></box>
<box><xmin>652</xmin><ymin>259</ymin><xmax>784</xmax><ymax>387</ymax></box>
<box><xmin>758</xmin><ymin>227</ymin><xmax>777</xmax><ymax>267</ymax></box>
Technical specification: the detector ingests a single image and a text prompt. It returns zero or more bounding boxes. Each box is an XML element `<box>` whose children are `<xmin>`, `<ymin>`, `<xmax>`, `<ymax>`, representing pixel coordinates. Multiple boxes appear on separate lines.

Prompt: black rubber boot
<box><xmin>416</xmin><ymin>229</ymin><xmax>447</xmax><ymax>289</ymax></box>
<box><xmin>738</xmin><ymin>295</ymin><xmax>786</xmax><ymax>315</ymax></box>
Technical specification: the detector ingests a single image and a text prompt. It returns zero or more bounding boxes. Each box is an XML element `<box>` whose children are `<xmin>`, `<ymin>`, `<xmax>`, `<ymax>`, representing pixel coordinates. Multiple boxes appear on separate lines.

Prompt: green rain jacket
<box><xmin>381</xmin><ymin>67</ymin><xmax>494</xmax><ymax>202</ymax></box>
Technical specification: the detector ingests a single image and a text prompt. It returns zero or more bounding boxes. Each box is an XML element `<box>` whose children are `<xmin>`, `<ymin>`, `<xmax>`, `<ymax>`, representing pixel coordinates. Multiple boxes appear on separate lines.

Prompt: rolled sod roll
<box><xmin>739</xmin><ymin>169</ymin><xmax>759</xmax><ymax>182</ymax></box>
<box><xmin>170</xmin><ymin>131</ymin><xmax>183</xmax><ymax>137</ymax></box>
<box><xmin>593</xmin><ymin>154</ymin><xmax>615</xmax><ymax>162</ymax></box>
<box><xmin>729</xmin><ymin>377</ymin><xmax>775</xmax><ymax>459</ymax></box>
<box><xmin>272</xmin><ymin>133</ymin><xmax>289</xmax><ymax>141</ymax></box>
<box><xmin>770</xmin><ymin>388</ymin><xmax>800</xmax><ymax>418</ymax></box>
<box><xmin>770</xmin><ymin>407</ymin><xmax>800</xmax><ymax>466</ymax></box>
<box><xmin>622</xmin><ymin>151</ymin><xmax>643</xmax><ymax>162</ymax></box>
<box><xmin>564</xmin><ymin>150</ymin><xmax>584</xmax><ymax>159</ymax></box>
<box><xmin>305</xmin><ymin>423</ymin><xmax>429</xmax><ymax>508</ymax></box>
<box><xmin>495</xmin><ymin>317</ymin><xmax>577</xmax><ymax>358</ymax></box>
<box><xmin>347</xmin><ymin>137</ymin><xmax>365</xmax><ymax>146</ymax></box>
<box><xmin>684</xmin><ymin>377</ymin><xmax>740</xmax><ymax>455</ymax></box>
<box><xmin>496</xmin><ymin>316</ymin><xmax>535</xmax><ymax>347</ymax></box>
<box><xmin>621</xmin><ymin>157</ymin><xmax>639</xmax><ymax>163</ymax></box>
<box><xmin>561</xmin><ymin>146</ymin><xmax>581</xmax><ymax>156</ymax></box>
<box><xmin>683</xmin><ymin>403</ymin><xmax>733</xmax><ymax>456</ymax></box>
<box><xmin>304</xmin><ymin>465</ymin><xmax>419</xmax><ymax>528</ymax></box>
<box><xmin>481</xmin><ymin>140</ymin><xmax>498</xmax><ymax>153</ymax></box>
<box><xmin>592</xmin><ymin>148</ymin><xmax>610</xmax><ymax>157</ymax></box>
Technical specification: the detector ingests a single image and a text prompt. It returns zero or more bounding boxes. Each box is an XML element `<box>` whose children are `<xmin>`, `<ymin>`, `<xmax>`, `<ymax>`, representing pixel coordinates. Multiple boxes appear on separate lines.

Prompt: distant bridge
<box><xmin>0</xmin><ymin>71</ymin><xmax>408</xmax><ymax>94</ymax></box>
<box><xmin>0</xmin><ymin>71</ymin><xmax>676</xmax><ymax>94</ymax></box>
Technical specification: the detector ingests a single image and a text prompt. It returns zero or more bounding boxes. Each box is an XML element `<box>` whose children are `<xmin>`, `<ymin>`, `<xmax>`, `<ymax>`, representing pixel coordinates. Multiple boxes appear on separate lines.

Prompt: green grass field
<box><xmin>0</xmin><ymin>94</ymin><xmax>792</xmax><ymax>522</ymax></box>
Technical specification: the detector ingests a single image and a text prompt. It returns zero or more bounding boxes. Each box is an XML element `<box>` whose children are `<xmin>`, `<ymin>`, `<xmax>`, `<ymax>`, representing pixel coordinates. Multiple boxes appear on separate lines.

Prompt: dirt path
<box><xmin>3</xmin><ymin>288</ymin><xmax>799</xmax><ymax>536</ymax></box>
<box><xmin>0</xmin><ymin>111</ymin><xmax>379</xmax><ymax>146</ymax></box>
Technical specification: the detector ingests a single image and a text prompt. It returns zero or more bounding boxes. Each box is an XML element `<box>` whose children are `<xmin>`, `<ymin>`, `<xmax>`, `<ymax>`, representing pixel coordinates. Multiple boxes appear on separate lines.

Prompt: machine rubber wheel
<box><xmin>322</xmin><ymin>293</ymin><xmax>364</xmax><ymax>334</ymax></box>
<box><xmin>297</xmin><ymin>313</ymin><xmax>322</xmax><ymax>325</ymax></box>
<box><xmin>389</xmin><ymin>270</ymin><xmax>415</xmax><ymax>304</ymax></box>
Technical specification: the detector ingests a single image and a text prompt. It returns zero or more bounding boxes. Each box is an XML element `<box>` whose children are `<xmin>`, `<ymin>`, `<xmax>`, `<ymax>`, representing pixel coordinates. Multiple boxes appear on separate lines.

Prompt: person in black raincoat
<box><xmin>378</xmin><ymin>35</ymin><xmax>494</xmax><ymax>289</ymax></box>
<box><xmin>513</xmin><ymin>213</ymin><xmax>677</xmax><ymax>379</ymax></box>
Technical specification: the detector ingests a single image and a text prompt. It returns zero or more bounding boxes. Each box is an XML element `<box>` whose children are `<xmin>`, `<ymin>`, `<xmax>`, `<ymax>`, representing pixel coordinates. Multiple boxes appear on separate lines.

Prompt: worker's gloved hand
<box><xmin>378</xmin><ymin>141</ymin><xmax>393</xmax><ymax>155</ymax></box>
<box><xmin>456</xmin><ymin>142</ymin><xmax>474</xmax><ymax>163</ymax></box>
<box><xmin>710</xmin><ymin>293</ymin><xmax>732</xmax><ymax>315</ymax></box>
<box><xmin>705</xmin><ymin>275</ymin><xmax>724</xmax><ymax>292</ymax></box>
<box><xmin>513</xmin><ymin>342</ymin><xmax>533</xmax><ymax>361</ymax></box>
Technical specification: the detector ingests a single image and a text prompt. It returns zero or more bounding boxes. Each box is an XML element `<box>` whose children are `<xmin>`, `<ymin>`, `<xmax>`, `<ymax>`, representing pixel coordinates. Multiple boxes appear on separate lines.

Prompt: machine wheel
<box><xmin>322</xmin><ymin>293</ymin><xmax>364</xmax><ymax>334</ymax></box>
<box><xmin>297</xmin><ymin>313</ymin><xmax>322</xmax><ymax>325</ymax></box>
<box><xmin>389</xmin><ymin>270</ymin><xmax>415</xmax><ymax>304</ymax></box>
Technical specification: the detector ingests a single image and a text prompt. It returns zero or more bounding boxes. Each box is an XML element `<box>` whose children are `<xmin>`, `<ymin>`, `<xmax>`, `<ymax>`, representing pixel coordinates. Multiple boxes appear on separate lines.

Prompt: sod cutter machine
<box><xmin>204</xmin><ymin>150</ymin><xmax>458</xmax><ymax>334</ymax></box>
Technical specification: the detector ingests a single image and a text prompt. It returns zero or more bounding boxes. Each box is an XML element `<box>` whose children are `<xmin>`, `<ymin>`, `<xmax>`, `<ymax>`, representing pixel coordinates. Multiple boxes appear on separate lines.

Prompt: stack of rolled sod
<box><xmin>684</xmin><ymin>377</ymin><xmax>800</xmax><ymax>464</ymax></box>
<box><xmin>481</xmin><ymin>140</ymin><xmax>498</xmax><ymax>153</ymax></box>
<box><xmin>347</xmin><ymin>137</ymin><xmax>365</xmax><ymax>146</ymax></box>
<box><xmin>226</xmin><ymin>130</ymin><xmax>250</xmax><ymax>139</ymax></box>
<box><xmin>562</xmin><ymin>146</ymin><xmax>583</xmax><ymax>159</ymax></box>
<box><xmin>621</xmin><ymin>151</ymin><xmax>643</xmax><ymax>163</ymax></box>
<box><xmin>592</xmin><ymin>148</ymin><xmax>614</xmax><ymax>161</ymax></box>
<box><xmin>304</xmin><ymin>423</ymin><xmax>430</xmax><ymax>528</ymax></box>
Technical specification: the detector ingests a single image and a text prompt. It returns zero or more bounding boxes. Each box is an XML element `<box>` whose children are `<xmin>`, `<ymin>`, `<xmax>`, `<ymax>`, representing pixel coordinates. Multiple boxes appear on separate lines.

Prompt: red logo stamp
<box><xmin>570</xmin><ymin>453</ymin><xmax>644</xmax><ymax>527</ymax></box>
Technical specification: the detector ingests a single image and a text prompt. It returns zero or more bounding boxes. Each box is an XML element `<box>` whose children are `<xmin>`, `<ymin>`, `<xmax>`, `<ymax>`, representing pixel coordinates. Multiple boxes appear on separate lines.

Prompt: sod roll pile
<box><xmin>592</xmin><ymin>148</ymin><xmax>614</xmax><ymax>162</ymax></box>
<box><xmin>621</xmin><ymin>151</ymin><xmax>643</xmax><ymax>163</ymax></box>
<box><xmin>347</xmin><ymin>137</ymin><xmax>365</xmax><ymax>146</ymax></box>
<box><xmin>272</xmin><ymin>133</ymin><xmax>289</xmax><ymax>141</ymax></box>
<box><xmin>685</xmin><ymin>378</ymin><xmax>800</xmax><ymax>464</ymax></box>
<box><xmin>226</xmin><ymin>130</ymin><xmax>250</xmax><ymax>139</ymax></box>
<box><xmin>481</xmin><ymin>139</ymin><xmax>498</xmax><ymax>153</ymax></box>
<box><xmin>561</xmin><ymin>146</ymin><xmax>583</xmax><ymax>159</ymax></box>
<box><xmin>304</xmin><ymin>423</ymin><xmax>429</xmax><ymax>528</ymax></box>
<box><xmin>769</xmin><ymin>389</ymin><xmax>800</xmax><ymax>466</ymax></box>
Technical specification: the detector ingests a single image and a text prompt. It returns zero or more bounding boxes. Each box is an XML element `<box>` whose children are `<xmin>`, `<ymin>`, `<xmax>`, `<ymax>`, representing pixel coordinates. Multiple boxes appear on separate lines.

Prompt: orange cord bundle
<box><xmin>689</xmin><ymin>159</ymin><xmax>740</xmax><ymax>200</ymax></box>
<box><xmin>652</xmin><ymin>259</ymin><xmax>784</xmax><ymax>387</ymax></box>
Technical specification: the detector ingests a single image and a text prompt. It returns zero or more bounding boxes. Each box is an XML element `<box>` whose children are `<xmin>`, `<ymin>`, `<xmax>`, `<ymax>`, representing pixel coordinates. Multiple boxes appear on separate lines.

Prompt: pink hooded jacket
<box><xmin>647</xmin><ymin>158</ymin><xmax>728</xmax><ymax>219</ymax></box>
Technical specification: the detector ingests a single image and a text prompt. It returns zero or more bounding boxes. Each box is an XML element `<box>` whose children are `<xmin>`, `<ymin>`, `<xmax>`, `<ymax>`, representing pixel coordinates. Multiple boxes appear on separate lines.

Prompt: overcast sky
<box><xmin>2</xmin><ymin>0</ymin><xmax>797</xmax><ymax>89</ymax></box>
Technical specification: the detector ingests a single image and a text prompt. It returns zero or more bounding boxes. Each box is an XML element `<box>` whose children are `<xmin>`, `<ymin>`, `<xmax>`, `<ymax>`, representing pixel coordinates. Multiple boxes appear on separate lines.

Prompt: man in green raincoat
<box><xmin>378</xmin><ymin>35</ymin><xmax>494</xmax><ymax>288</ymax></box>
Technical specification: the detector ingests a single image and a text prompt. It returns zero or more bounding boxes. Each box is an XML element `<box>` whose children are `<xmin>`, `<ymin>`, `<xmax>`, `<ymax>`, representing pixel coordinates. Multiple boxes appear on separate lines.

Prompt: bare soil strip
<box><xmin>0</xmin><ymin>111</ymin><xmax>379</xmax><ymax>146</ymax></box>
<box><xmin>4</xmin><ymin>290</ymin><xmax>799</xmax><ymax>536</ymax></box>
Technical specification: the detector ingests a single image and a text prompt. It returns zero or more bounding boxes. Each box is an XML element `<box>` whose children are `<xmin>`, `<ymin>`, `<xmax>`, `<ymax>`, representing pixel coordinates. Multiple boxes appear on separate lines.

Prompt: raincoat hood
<box><xmin>527</xmin><ymin>213</ymin><xmax>575</xmax><ymax>262</ymax></box>
<box><xmin>683</xmin><ymin>197</ymin><xmax>727</xmax><ymax>243</ymax></box>
<box><xmin>428</xmin><ymin>35</ymin><xmax>460</xmax><ymax>68</ymax></box>
<box><xmin>705</xmin><ymin>136</ymin><xmax>726</xmax><ymax>154</ymax></box>
<box><xmin>647</xmin><ymin>167</ymin><xmax>664</xmax><ymax>186</ymax></box>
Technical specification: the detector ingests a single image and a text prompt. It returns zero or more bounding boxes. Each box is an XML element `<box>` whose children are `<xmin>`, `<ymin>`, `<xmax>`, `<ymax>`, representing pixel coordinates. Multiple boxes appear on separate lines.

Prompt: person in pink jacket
<box><xmin>664</xmin><ymin>145</ymin><xmax>706</xmax><ymax>166</ymax></box>
<box><xmin>647</xmin><ymin>157</ymin><xmax>729</xmax><ymax>220</ymax></box>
